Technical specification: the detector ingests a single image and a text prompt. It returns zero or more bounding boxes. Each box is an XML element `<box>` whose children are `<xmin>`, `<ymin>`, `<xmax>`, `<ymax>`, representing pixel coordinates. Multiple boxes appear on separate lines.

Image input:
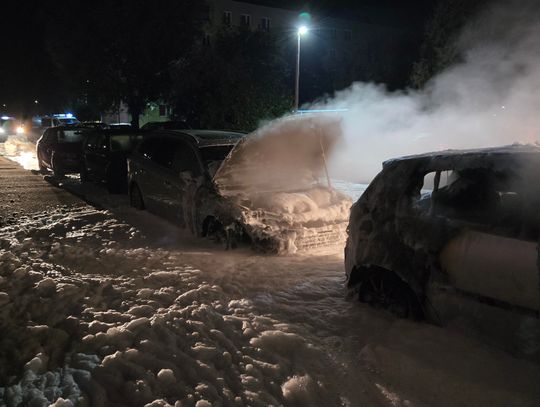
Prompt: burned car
<box><xmin>128</xmin><ymin>116</ymin><xmax>351</xmax><ymax>252</ymax></box>
<box><xmin>345</xmin><ymin>145</ymin><xmax>540</xmax><ymax>356</ymax></box>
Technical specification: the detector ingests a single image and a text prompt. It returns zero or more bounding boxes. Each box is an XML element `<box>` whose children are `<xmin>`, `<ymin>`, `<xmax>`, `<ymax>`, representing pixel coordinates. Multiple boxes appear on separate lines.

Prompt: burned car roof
<box><xmin>147</xmin><ymin>129</ymin><xmax>246</xmax><ymax>148</ymax></box>
<box><xmin>171</xmin><ymin>130</ymin><xmax>246</xmax><ymax>147</ymax></box>
<box><xmin>383</xmin><ymin>144</ymin><xmax>540</xmax><ymax>172</ymax></box>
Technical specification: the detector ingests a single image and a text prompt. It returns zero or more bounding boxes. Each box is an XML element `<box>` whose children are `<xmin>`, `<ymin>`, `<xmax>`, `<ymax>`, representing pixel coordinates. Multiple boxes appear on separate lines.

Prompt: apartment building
<box><xmin>205</xmin><ymin>0</ymin><xmax>383</xmax><ymax>63</ymax></box>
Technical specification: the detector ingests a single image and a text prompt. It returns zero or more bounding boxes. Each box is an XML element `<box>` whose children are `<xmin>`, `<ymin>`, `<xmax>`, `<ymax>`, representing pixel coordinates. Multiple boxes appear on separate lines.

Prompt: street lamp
<box><xmin>294</xmin><ymin>25</ymin><xmax>308</xmax><ymax>111</ymax></box>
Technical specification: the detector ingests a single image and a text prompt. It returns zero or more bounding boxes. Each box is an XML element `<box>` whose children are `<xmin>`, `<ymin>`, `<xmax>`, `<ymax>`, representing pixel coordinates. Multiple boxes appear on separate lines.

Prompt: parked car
<box><xmin>81</xmin><ymin>129</ymin><xmax>143</xmax><ymax>193</ymax></box>
<box><xmin>36</xmin><ymin>114</ymin><xmax>80</xmax><ymax>128</ymax></box>
<box><xmin>128</xmin><ymin>116</ymin><xmax>351</xmax><ymax>253</ymax></box>
<box><xmin>0</xmin><ymin>116</ymin><xmax>24</xmax><ymax>141</ymax></box>
<box><xmin>36</xmin><ymin>126</ymin><xmax>89</xmax><ymax>177</ymax></box>
<box><xmin>345</xmin><ymin>145</ymin><xmax>540</xmax><ymax>356</ymax></box>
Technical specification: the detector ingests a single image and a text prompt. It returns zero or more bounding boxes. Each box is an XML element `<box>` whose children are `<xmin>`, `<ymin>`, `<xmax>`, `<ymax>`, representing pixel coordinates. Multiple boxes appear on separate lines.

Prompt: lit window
<box><xmin>240</xmin><ymin>14</ymin><xmax>251</xmax><ymax>27</ymax></box>
<box><xmin>223</xmin><ymin>11</ymin><xmax>232</xmax><ymax>26</ymax></box>
<box><xmin>261</xmin><ymin>17</ymin><xmax>270</xmax><ymax>32</ymax></box>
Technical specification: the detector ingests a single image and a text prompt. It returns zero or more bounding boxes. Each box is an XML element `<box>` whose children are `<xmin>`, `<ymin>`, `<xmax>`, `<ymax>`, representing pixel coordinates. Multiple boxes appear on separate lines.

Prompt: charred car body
<box><xmin>345</xmin><ymin>145</ymin><xmax>540</xmax><ymax>357</ymax></box>
<box><xmin>128</xmin><ymin>116</ymin><xmax>351</xmax><ymax>253</ymax></box>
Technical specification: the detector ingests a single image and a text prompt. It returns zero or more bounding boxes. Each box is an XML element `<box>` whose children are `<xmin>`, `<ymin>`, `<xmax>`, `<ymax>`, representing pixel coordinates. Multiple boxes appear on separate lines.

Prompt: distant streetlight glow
<box><xmin>298</xmin><ymin>25</ymin><xmax>308</xmax><ymax>36</ymax></box>
<box><xmin>34</xmin><ymin>100</ymin><xmax>39</xmax><ymax>104</ymax></box>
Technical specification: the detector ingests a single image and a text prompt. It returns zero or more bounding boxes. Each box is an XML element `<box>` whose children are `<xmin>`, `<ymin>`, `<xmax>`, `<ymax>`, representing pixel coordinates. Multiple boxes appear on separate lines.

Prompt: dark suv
<box><xmin>36</xmin><ymin>126</ymin><xmax>88</xmax><ymax>177</ymax></box>
<box><xmin>345</xmin><ymin>145</ymin><xmax>540</xmax><ymax>357</ymax></box>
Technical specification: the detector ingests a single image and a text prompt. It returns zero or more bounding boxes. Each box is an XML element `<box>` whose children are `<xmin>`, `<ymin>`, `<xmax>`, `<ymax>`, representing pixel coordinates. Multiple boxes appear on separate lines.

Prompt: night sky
<box><xmin>1</xmin><ymin>0</ymin><xmax>435</xmax><ymax>116</ymax></box>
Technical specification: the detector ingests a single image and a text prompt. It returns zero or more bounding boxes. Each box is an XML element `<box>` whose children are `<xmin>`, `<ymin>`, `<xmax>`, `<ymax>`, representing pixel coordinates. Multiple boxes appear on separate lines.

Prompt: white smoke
<box><xmin>309</xmin><ymin>0</ymin><xmax>540</xmax><ymax>183</ymax></box>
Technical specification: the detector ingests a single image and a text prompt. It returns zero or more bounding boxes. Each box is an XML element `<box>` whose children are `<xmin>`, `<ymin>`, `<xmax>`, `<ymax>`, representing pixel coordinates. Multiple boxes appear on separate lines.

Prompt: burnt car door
<box><xmin>434</xmin><ymin>168</ymin><xmax>540</xmax><ymax>313</ymax></box>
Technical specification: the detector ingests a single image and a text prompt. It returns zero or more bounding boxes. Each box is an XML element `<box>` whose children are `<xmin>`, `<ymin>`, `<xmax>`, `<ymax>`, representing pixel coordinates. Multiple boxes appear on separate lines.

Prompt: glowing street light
<box><xmin>294</xmin><ymin>25</ymin><xmax>309</xmax><ymax>111</ymax></box>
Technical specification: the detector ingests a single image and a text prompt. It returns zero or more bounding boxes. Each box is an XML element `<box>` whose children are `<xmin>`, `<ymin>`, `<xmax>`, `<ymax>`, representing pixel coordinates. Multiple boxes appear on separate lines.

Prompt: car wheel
<box><xmin>36</xmin><ymin>151</ymin><xmax>47</xmax><ymax>173</ymax></box>
<box><xmin>106</xmin><ymin>172</ymin><xmax>125</xmax><ymax>194</ymax></box>
<box><xmin>205</xmin><ymin>217</ymin><xmax>231</xmax><ymax>250</ymax></box>
<box><xmin>38</xmin><ymin>159</ymin><xmax>47</xmax><ymax>174</ymax></box>
<box><xmin>51</xmin><ymin>155</ymin><xmax>65</xmax><ymax>178</ymax></box>
<box><xmin>358</xmin><ymin>270</ymin><xmax>422</xmax><ymax>319</ymax></box>
<box><xmin>129</xmin><ymin>184</ymin><xmax>145</xmax><ymax>209</ymax></box>
<box><xmin>80</xmin><ymin>166</ymin><xmax>89</xmax><ymax>183</ymax></box>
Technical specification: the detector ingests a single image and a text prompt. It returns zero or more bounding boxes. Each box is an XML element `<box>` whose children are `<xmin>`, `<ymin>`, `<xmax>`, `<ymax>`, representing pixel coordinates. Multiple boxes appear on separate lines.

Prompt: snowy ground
<box><xmin>1</xmin><ymin>140</ymin><xmax>540</xmax><ymax>407</ymax></box>
<box><xmin>0</xmin><ymin>137</ymin><xmax>39</xmax><ymax>171</ymax></box>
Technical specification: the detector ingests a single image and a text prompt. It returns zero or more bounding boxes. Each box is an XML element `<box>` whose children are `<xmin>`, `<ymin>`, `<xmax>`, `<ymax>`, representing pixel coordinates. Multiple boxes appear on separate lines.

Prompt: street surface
<box><xmin>0</xmin><ymin>156</ymin><xmax>82</xmax><ymax>225</ymax></box>
<box><xmin>1</xmin><ymin>146</ymin><xmax>540</xmax><ymax>407</ymax></box>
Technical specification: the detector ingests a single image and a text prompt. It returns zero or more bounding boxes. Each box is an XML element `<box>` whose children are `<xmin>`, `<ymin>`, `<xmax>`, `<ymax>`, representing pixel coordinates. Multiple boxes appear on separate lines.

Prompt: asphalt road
<box><xmin>0</xmin><ymin>156</ymin><xmax>83</xmax><ymax>225</ymax></box>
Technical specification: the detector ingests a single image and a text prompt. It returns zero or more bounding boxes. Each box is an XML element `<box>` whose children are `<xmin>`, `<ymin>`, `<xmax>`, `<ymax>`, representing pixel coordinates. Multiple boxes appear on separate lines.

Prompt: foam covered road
<box><xmin>0</xmin><ymin>156</ymin><xmax>82</xmax><ymax>225</ymax></box>
<box><xmin>1</xmin><ymin>152</ymin><xmax>540</xmax><ymax>407</ymax></box>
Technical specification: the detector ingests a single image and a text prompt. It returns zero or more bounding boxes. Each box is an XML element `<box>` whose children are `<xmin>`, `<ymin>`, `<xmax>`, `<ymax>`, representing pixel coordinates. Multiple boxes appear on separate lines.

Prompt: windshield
<box><xmin>200</xmin><ymin>145</ymin><xmax>235</xmax><ymax>178</ymax></box>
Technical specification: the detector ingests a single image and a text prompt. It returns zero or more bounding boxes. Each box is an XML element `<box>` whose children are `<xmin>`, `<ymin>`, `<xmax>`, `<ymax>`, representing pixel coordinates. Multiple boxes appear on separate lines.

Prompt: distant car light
<box><xmin>0</xmin><ymin>128</ymin><xmax>5</xmax><ymax>134</ymax></box>
<box><xmin>16</xmin><ymin>125</ymin><xmax>25</xmax><ymax>134</ymax></box>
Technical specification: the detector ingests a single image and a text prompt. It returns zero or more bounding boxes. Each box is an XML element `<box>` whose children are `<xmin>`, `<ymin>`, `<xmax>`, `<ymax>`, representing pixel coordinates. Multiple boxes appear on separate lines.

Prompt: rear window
<box><xmin>58</xmin><ymin>129</ymin><xmax>85</xmax><ymax>143</ymax></box>
<box><xmin>110</xmin><ymin>134</ymin><xmax>142</xmax><ymax>152</ymax></box>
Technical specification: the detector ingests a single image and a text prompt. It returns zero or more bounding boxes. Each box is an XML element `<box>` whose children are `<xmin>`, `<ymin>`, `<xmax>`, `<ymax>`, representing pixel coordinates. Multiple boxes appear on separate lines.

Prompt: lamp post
<box><xmin>294</xmin><ymin>25</ymin><xmax>308</xmax><ymax>112</ymax></box>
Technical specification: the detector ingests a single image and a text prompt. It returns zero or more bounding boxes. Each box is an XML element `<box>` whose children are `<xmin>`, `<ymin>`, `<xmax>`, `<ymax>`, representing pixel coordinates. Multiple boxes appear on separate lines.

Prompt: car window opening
<box><xmin>110</xmin><ymin>134</ymin><xmax>142</xmax><ymax>152</ymax></box>
<box><xmin>58</xmin><ymin>129</ymin><xmax>85</xmax><ymax>143</ymax></box>
<box><xmin>412</xmin><ymin>168</ymin><xmax>539</xmax><ymax>241</ymax></box>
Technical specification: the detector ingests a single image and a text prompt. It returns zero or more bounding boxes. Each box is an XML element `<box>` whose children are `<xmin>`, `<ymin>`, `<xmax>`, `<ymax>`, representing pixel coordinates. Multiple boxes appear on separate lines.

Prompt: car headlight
<box><xmin>16</xmin><ymin>126</ymin><xmax>25</xmax><ymax>134</ymax></box>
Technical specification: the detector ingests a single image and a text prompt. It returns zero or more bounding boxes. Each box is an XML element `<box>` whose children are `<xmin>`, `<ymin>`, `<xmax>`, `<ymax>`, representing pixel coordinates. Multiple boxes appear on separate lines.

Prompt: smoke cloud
<box><xmin>308</xmin><ymin>0</ymin><xmax>540</xmax><ymax>183</ymax></box>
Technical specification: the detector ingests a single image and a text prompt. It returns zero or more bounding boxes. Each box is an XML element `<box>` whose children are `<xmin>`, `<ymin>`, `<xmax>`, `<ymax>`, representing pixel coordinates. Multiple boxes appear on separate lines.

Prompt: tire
<box><xmin>129</xmin><ymin>184</ymin><xmax>145</xmax><ymax>209</ymax></box>
<box><xmin>51</xmin><ymin>155</ymin><xmax>65</xmax><ymax>178</ymax></box>
<box><xmin>106</xmin><ymin>171</ymin><xmax>126</xmax><ymax>194</ymax></box>
<box><xmin>358</xmin><ymin>269</ymin><xmax>423</xmax><ymax>320</ymax></box>
<box><xmin>38</xmin><ymin>159</ymin><xmax>47</xmax><ymax>174</ymax></box>
<box><xmin>80</xmin><ymin>166</ymin><xmax>89</xmax><ymax>183</ymax></box>
<box><xmin>37</xmin><ymin>151</ymin><xmax>48</xmax><ymax>173</ymax></box>
<box><xmin>205</xmin><ymin>217</ymin><xmax>230</xmax><ymax>250</ymax></box>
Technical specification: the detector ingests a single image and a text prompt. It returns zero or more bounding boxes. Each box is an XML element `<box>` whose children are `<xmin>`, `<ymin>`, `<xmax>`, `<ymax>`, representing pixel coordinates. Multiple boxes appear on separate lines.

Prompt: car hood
<box><xmin>213</xmin><ymin>114</ymin><xmax>342</xmax><ymax>195</ymax></box>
